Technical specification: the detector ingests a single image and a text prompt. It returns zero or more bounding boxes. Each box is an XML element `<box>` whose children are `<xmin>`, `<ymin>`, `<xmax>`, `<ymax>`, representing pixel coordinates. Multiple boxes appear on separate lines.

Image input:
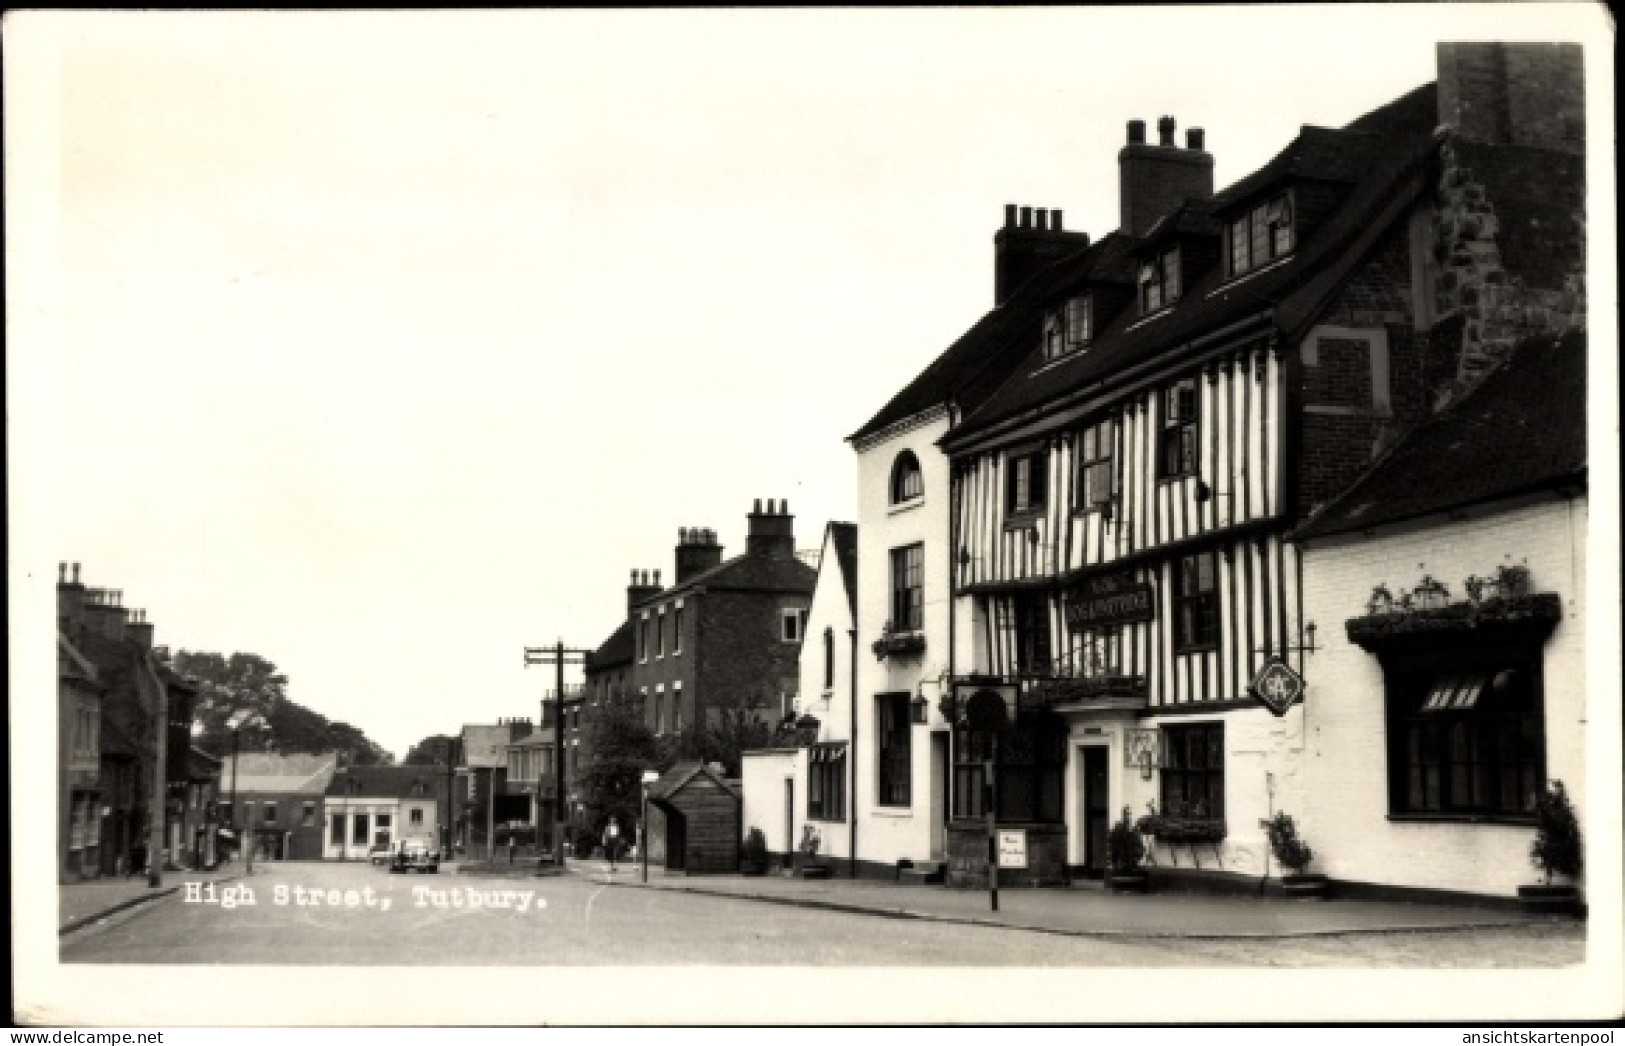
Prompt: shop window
<box><xmin>890</xmin><ymin>450</ymin><xmax>924</xmax><ymax>504</ymax></box>
<box><xmin>808</xmin><ymin>745</ymin><xmax>847</xmax><ymax>821</ymax></box>
<box><xmin>1074</xmin><ymin>418</ymin><xmax>1117</xmax><ymax>511</ymax></box>
<box><xmin>352</xmin><ymin>814</ymin><xmax>369</xmax><ymax>846</ymax></box>
<box><xmin>1160</xmin><ymin>722</ymin><xmax>1224</xmax><ymax>819</ymax></box>
<box><xmin>330</xmin><ymin>816</ymin><xmax>344</xmax><ymax>845</ymax></box>
<box><xmin>953</xmin><ymin>710</ymin><xmax>1065</xmax><ymax>823</ymax></box>
<box><xmin>1005</xmin><ymin>445</ymin><xmax>1048</xmax><ymax>517</ymax></box>
<box><xmin>1387</xmin><ymin>658</ymin><xmax>1544</xmax><ymax>818</ymax></box>
<box><xmin>877</xmin><ymin>693</ymin><xmax>912</xmax><ymax>807</ymax></box>
<box><xmin>1173</xmin><ymin>551</ymin><xmax>1221</xmax><ymax>651</ymax></box>
<box><xmin>1159</xmin><ymin>379</ymin><xmax>1200</xmax><ymax>478</ymax></box>
<box><xmin>890</xmin><ymin>544</ymin><xmax>924</xmax><ymax>631</ymax></box>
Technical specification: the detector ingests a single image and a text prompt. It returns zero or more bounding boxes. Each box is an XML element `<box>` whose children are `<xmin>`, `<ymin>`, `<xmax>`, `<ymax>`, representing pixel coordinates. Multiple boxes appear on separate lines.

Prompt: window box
<box><xmin>871</xmin><ymin>628</ymin><xmax>926</xmax><ymax>661</ymax></box>
<box><xmin>1346</xmin><ymin>593</ymin><xmax>1562</xmax><ymax>652</ymax></box>
<box><xmin>1134</xmin><ymin>815</ymin><xmax>1228</xmax><ymax>845</ymax></box>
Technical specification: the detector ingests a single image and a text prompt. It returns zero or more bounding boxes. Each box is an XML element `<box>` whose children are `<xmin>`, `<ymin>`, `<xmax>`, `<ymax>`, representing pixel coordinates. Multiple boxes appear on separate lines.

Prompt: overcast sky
<box><xmin>10</xmin><ymin>7</ymin><xmax>1610</xmax><ymax>761</ymax></box>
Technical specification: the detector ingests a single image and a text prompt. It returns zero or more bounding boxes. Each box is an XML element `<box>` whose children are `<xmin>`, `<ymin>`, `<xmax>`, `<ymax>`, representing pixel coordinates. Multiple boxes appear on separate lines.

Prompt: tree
<box><xmin>658</xmin><ymin>688</ymin><xmax>776</xmax><ymax>778</ymax></box>
<box><xmin>404</xmin><ymin>734</ymin><xmax>460</xmax><ymax>766</ymax></box>
<box><xmin>578</xmin><ymin>691</ymin><xmax>660</xmax><ymax>839</ymax></box>
<box><xmin>174</xmin><ymin>649</ymin><xmax>392</xmax><ymax>765</ymax></box>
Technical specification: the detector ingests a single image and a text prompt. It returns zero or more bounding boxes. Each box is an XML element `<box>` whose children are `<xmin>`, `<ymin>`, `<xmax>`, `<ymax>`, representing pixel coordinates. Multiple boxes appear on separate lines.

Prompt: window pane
<box><xmin>1231</xmin><ymin>218</ymin><xmax>1250</xmax><ymax>273</ymax></box>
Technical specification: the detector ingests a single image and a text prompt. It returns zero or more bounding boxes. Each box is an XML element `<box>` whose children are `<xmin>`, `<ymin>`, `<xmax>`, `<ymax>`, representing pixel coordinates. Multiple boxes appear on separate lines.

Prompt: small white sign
<box><xmin>997</xmin><ymin>829</ymin><xmax>1027</xmax><ymax>869</ymax></box>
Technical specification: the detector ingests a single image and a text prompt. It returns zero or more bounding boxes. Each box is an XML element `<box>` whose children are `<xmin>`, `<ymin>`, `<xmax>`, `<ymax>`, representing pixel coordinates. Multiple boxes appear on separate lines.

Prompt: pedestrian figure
<box><xmin>603</xmin><ymin>817</ymin><xmax>621</xmax><ymax>872</ymax></box>
<box><xmin>507</xmin><ymin>833</ymin><xmax>516</xmax><ymax>865</ymax></box>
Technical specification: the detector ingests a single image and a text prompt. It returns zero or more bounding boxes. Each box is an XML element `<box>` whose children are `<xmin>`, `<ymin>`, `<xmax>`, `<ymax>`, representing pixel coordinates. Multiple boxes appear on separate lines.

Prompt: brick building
<box><xmin>57</xmin><ymin>564</ymin><xmax>219</xmax><ymax>879</ymax></box>
<box><xmin>851</xmin><ymin>42</ymin><xmax>1584</xmax><ymax>896</ymax></box>
<box><xmin>324</xmin><ymin>763</ymin><xmax>443</xmax><ymax>862</ymax></box>
<box><xmin>222</xmin><ymin>752</ymin><xmax>336</xmax><ymax>862</ymax></box>
<box><xmin>626</xmin><ymin>501</ymin><xmax>816</xmax><ymax>750</ymax></box>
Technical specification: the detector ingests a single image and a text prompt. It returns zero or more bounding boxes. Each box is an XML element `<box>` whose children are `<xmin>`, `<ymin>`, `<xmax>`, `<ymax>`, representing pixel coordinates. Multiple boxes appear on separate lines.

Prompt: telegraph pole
<box><xmin>524</xmin><ymin>641</ymin><xmax>589</xmax><ymax>867</ymax></box>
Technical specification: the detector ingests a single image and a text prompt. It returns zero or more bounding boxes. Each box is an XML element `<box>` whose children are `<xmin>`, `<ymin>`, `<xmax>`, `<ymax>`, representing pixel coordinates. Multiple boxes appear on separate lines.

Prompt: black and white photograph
<box><xmin>8</xmin><ymin>6</ymin><xmax>1620</xmax><ymax>1029</ymax></box>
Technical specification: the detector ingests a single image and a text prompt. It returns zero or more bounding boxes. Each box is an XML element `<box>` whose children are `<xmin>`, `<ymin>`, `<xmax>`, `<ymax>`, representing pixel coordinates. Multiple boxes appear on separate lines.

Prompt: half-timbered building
<box><xmin>923</xmin><ymin>42</ymin><xmax>1585</xmax><ymax>892</ymax></box>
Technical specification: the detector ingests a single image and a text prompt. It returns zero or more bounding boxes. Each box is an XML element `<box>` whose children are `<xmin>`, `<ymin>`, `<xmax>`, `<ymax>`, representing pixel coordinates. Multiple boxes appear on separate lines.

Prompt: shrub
<box><xmin>1107</xmin><ymin>806</ymin><xmax>1146</xmax><ymax>875</ymax></box>
<box><xmin>1530</xmin><ymin>780</ymin><xmax>1583</xmax><ymax>884</ymax></box>
<box><xmin>742</xmin><ymin>827</ymin><xmax>768</xmax><ymax>866</ymax></box>
<box><xmin>1260</xmin><ymin>811</ymin><xmax>1313</xmax><ymax>876</ymax></box>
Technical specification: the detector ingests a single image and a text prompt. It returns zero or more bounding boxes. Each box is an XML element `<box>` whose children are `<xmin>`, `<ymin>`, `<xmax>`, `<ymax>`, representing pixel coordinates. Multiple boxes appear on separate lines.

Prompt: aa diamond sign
<box><xmin>1250</xmin><ymin>657</ymin><xmax>1304</xmax><ymax>716</ymax></box>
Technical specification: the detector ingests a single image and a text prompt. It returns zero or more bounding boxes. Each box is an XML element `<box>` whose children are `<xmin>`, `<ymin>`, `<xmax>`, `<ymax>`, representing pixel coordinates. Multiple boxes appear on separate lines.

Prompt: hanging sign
<box><xmin>1065</xmin><ymin>573</ymin><xmax>1155</xmax><ymax>630</ymax></box>
<box><xmin>997</xmin><ymin>829</ymin><xmax>1028</xmax><ymax>869</ymax></box>
<box><xmin>1250</xmin><ymin>657</ymin><xmax>1305</xmax><ymax>717</ymax></box>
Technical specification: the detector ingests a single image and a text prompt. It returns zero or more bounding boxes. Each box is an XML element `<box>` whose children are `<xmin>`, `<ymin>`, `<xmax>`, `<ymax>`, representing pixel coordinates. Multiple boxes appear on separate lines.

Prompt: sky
<box><xmin>10</xmin><ymin>6</ymin><xmax>1611</xmax><ymax>762</ymax></box>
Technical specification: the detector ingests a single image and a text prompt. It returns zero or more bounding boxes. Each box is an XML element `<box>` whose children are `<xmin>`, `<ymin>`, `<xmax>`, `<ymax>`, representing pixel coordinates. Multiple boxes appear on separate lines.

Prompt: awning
<box><xmin>808</xmin><ymin>742</ymin><xmax>847</xmax><ymax>764</ymax></box>
<box><xmin>1421</xmin><ymin>673</ymin><xmax>1487</xmax><ymax>712</ymax></box>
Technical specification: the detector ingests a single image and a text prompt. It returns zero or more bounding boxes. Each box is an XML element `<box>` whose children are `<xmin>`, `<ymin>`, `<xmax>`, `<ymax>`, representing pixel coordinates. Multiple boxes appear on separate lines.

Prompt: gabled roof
<box><xmin>586</xmin><ymin>620</ymin><xmax>634</xmax><ymax>673</ymax></box>
<box><xmin>636</xmin><ymin>550</ymin><xmax>815</xmax><ymax>607</ymax></box>
<box><xmin>1135</xmin><ymin>198</ymin><xmax>1222</xmax><ymax>251</ymax></box>
<box><xmin>848</xmin><ymin>232</ymin><xmax>1142</xmax><ymax>445</ymax></box>
<box><xmin>1294</xmin><ymin>331</ymin><xmax>1586</xmax><ymax>540</ymax></box>
<box><xmin>944</xmin><ymin>108</ymin><xmax>1444</xmax><ymax>450</ymax></box>
<box><xmin>326</xmin><ymin>764</ymin><xmax>442</xmax><ymax>800</ymax></box>
<box><xmin>647</xmin><ymin>760</ymin><xmax>740</xmax><ymax>802</ymax></box>
<box><xmin>828</xmin><ymin>522</ymin><xmax>859</xmax><ymax>616</ymax></box>
<box><xmin>226</xmin><ymin>752</ymin><xmax>338</xmax><ymax>794</ymax></box>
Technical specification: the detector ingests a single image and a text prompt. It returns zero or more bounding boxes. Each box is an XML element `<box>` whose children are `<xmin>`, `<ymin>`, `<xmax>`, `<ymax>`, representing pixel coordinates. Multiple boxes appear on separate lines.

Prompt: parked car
<box><xmin>390</xmin><ymin>841</ymin><xmax>441</xmax><ymax>874</ymax></box>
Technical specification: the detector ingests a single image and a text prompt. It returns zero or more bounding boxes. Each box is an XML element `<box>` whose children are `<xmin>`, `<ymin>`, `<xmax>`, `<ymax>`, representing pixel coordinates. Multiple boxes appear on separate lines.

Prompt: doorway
<box><xmin>783</xmin><ymin>777</ymin><xmax>795</xmax><ymax>871</ymax></box>
<box><xmin>1081</xmin><ymin>746</ymin><xmax>1110</xmax><ymax>878</ymax></box>
<box><xmin>930</xmin><ymin>733</ymin><xmax>948</xmax><ymax>860</ymax></box>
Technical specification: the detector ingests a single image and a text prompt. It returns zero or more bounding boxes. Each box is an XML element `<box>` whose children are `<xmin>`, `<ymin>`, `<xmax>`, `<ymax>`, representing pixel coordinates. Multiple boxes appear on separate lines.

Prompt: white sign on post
<box><xmin>997</xmin><ymin>829</ymin><xmax>1027</xmax><ymax>869</ymax></box>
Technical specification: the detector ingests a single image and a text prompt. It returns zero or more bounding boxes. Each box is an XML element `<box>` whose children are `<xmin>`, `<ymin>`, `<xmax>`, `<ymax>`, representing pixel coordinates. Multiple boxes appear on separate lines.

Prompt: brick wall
<box><xmin>694</xmin><ymin>590</ymin><xmax>809</xmax><ymax>726</ymax></box>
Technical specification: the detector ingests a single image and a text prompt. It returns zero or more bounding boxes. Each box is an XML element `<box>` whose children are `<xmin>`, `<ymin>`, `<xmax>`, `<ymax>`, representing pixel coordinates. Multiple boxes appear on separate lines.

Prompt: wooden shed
<box><xmin>647</xmin><ymin>761</ymin><xmax>740</xmax><ymax>875</ymax></box>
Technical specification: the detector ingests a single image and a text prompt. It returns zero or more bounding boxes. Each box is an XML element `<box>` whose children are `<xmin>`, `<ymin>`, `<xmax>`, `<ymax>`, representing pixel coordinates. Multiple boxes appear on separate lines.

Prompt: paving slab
<box><xmin>573</xmin><ymin>861</ymin><xmax>1562</xmax><ymax>940</ymax></box>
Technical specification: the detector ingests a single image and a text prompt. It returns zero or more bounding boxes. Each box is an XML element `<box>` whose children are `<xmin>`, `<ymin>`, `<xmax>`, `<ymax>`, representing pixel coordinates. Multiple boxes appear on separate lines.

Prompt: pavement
<box><xmin>59</xmin><ymin>863</ymin><xmax>246</xmax><ymax>935</ymax></box>
<box><xmin>568</xmin><ymin>859</ymin><xmax>1571</xmax><ymax>940</ymax></box>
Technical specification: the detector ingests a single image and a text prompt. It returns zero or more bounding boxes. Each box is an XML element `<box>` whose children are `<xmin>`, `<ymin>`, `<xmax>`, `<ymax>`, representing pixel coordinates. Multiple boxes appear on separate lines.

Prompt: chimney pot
<box><xmin>1186</xmin><ymin>127</ymin><xmax>1206</xmax><ymax>151</ymax></box>
<box><xmin>753</xmin><ymin>498</ymin><xmax>762</xmax><ymax>514</ymax></box>
<box><xmin>1158</xmin><ymin>116</ymin><xmax>1176</xmax><ymax>146</ymax></box>
<box><xmin>1052</xmin><ymin>209</ymin><xmax>1064</xmax><ymax>231</ymax></box>
<box><xmin>653</xmin><ymin>569</ymin><xmax>661</xmax><ymax>586</ymax></box>
<box><xmin>73</xmin><ymin>562</ymin><xmax>81</xmax><ymax>583</ymax></box>
<box><xmin>1019</xmin><ymin>205</ymin><xmax>1032</xmax><ymax>228</ymax></box>
<box><xmin>1036</xmin><ymin>207</ymin><xmax>1049</xmax><ymax>231</ymax></box>
<box><xmin>1127</xmin><ymin>119</ymin><xmax>1146</xmax><ymax>144</ymax></box>
<box><xmin>59</xmin><ymin>562</ymin><xmax>66</xmax><ymax>583</ymax></box>
<box><xmin>1003</xmin><ymin>203</ymin><xmax>1017</xmax><ymax>228</ymax></box>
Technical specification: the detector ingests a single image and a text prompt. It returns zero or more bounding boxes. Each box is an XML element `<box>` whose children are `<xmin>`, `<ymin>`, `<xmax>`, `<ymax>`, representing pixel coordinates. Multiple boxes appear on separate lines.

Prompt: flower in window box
<box><xmin>1463</xmin><ymin>574</ymin><xmax>1489</xmax><ymax>604</ymax></box>
<box><xmin>1495</xmin><ymin>563</ymin><xmax>1532</xmax><ymax>600</ymax></box>
<box><xmin>1365</xmin><ymin>584</ymin><xmax>1395</xmax><ymax>617</ymax></box>
<box><xmin>1414</xmin><ymin>575</ymin><xmax>1450</xmax><ymax>611</ymax></box>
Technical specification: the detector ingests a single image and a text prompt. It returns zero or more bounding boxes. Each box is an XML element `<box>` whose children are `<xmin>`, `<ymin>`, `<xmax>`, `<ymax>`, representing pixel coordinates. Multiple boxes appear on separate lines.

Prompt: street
<box><xmin>61</xmin><ymin>860</ymin><xmax>1200</xmax><ymax>965</ymax></box>
<box><xmin>60</xmin><ymin>860</ymin><xmax>1584</xmax><ymax>967</ymax></box>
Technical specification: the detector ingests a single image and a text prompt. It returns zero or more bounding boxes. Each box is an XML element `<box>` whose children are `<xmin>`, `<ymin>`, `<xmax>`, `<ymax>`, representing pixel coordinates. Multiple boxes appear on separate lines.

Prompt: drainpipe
<box><xmin>848</xmin><ymin>626</ymin><xmax>858</xmax><ymax>879</ymax></box>
<box><xmin>947</xmin><ymin>447</ymin><xmax>961</xmax><ymax>847</ymax></box>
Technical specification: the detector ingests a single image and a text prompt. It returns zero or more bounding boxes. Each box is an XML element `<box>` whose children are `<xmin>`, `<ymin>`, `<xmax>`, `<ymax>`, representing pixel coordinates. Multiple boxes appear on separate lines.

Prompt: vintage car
<box><xmin>368</xmin><ymin>842</ymin><xmax>393</xmax><ymax>866</ymax></box>
<box><xmin>390</xmin><ymin>841</ymin><xmax>441</xmax><ymax>874</ymax></box>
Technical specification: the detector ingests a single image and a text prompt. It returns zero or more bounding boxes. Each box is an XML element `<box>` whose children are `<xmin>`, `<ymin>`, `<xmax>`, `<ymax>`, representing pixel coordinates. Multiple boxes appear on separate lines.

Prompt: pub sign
<box><xmin>1064</xmin><ymin>573</ymin><xmax>1155</xmax><ymax>630</ymax></box>
<box><xmin>1250</xmin><ymin>657</ymin><xmax>1305</xmax><ymax>717</ymax></box>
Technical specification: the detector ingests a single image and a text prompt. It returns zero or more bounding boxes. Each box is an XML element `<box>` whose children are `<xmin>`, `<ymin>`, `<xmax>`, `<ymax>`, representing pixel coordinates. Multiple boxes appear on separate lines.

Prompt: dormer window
<box><xmin>1043</xmin><ymin>296</ymin><xmax>1094</xmax><ymax>361</ymax></box>
<box><xmin>1139</xmin><ymin>248</ymin><xmax>1181</xmax><ymax>314</ymax></box>
<box><xmin>1228</xmin><ymin>193</ymin><xmax>1294</xmax><ymax>276</ymax></box>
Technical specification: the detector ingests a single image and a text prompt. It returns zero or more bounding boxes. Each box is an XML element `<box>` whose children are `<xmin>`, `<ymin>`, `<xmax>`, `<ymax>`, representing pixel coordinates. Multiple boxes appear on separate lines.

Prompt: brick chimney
<box><xmin>127</xmin><ymin>607</ymin><xmax>155</xmax><ymax>651</ymax></box>
<box><xmin>994</xmin><ymin>203</ymin><xmax>1090</xmax><ymax>305</ymax></box>
<box><xmin>1437</xmin><ymin>43</ymin><xmax>1583</xmax><ymax>153</ymax></box>
<box><xmin>627</xmin><ymin>568</ymin><xmax>663</xmax><ymax>613</ymax></box>
<box><xmin>84</xmin><ymin>587</ymin><xmax>129</xmax><ymax>641</ymax></box>
<box><xmin>746</xmin><ymin>498</ymin><xmax>796</xmax><ymax>560</ymax></box>
<box><xmin>1119</xmin><ymin>115</ymin><xmax>1214</xmax><ymax>238</ymax></box>
<box><xmin>57</xmin><ymin>561</ymin><xmax>87</xmax><ymax>631</ymax></box>
<box><xmin>675</xmin><ymin>527</ymin><xmax>724</xmax><ymax>584</ymax></box>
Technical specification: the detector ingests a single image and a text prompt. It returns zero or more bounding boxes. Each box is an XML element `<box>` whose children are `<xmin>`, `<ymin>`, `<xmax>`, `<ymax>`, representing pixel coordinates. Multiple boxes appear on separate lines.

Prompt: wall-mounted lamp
<box><xmin>910</xmin><ymin>692</ymin><xmax>930</xmax><ymax>724</ymax></box>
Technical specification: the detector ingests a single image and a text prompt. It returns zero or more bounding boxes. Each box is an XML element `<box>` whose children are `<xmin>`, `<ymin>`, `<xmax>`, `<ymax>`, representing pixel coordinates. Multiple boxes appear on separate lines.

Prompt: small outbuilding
<box><xmin>646</xmin><ymin>761</ymin><xmax>740</xmax><ymax>875</ymax></box>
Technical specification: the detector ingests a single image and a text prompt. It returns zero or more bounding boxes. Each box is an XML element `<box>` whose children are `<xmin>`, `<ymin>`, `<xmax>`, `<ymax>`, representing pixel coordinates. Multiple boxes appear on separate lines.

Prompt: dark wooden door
<box><xmin>667</xmin><ymin>813</ymin><xmax>686</xmax><ymax>871</ymax></box>
<box><xmin>1083</xmin><ymin>746</ymin><xmax>1110</xmax><ymax>878</ymax></box>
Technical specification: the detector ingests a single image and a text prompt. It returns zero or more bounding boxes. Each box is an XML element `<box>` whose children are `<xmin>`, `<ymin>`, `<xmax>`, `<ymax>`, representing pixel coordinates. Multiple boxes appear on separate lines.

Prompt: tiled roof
<box><xmin>1294</xmin><ymin>331</ymin><xmax>1586</xmax><ymax>540</ymax></box>
<box><xmin>326</xmin><ymin>764</ymin><xmax>444</xmax><ymax>800</ymax></box>
<box><xmin>586</xmin><ymin>620</ymin><xmax>634</xmax><ymax>671</ymax></box>
<box><xmin>638</xmin><ymin>550</ymin><xmax>816</xmax><ymax>606</ymax></box>
<box><xmin>945</xmin><ymin>119</ymin><xmax>1443</xmax><ymax>449</ymax></box>
<box><xmin>226</xmin><ymin>752</ymin><xmax>338</xmax><ymax>794</ymax></box>
<box><xmin>828</xmin><ymin>522</ymin><xmax>859</xmax><ymax>616</ymax></box>
<box><xmin>1135</xmin><ymin>198</ymin><xmax>1222</xmax><ymax>250</ymax></box>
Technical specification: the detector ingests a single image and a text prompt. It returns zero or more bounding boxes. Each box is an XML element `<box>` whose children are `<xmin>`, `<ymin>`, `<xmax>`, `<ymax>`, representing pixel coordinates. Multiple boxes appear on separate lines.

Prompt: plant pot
<box><xmin>1105</xmin><ymin>870</ymin><xmax>1149</xmax><ymax>894</ymax></box>
<box><xmin>1281</xmin><ymin>873</ymin><xmax>1329</xmax><ymax>900</ymax></box>
<box><xmin>1517</xmin><ymin>883</ymin><xmax>1582</xmax><ymax>916</ymax></box>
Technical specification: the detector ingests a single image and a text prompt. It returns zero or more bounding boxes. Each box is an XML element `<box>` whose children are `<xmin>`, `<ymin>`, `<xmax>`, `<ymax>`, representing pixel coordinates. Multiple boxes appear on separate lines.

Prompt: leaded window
<box><xmin>1160</xmin><ymin>722</ymin><xmax>1224</xmax><ymax>819</ymax></box>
